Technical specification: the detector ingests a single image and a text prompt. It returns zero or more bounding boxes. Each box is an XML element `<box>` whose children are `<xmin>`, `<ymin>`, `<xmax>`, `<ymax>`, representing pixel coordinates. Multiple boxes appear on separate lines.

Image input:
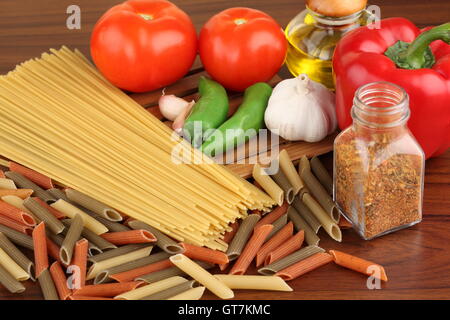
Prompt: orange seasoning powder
<box><xmin>333</xmin><ymin>82</ymin><xmax>424</xmax><ymax>239</ymax></box>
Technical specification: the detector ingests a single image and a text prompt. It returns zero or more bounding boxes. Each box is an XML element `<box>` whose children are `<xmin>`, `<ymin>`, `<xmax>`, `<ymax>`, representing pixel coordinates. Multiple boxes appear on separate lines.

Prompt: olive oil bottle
<box><xmin>285</xmin><ymin>0</ymin><xmax>375</xmax><ymax>89</ymax></box>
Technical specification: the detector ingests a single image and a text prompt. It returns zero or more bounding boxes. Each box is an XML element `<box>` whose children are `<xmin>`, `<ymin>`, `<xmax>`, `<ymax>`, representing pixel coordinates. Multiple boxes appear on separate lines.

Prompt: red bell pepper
<box><xmin>333</xmin><ymin>18</ymin><xmax>450</xmax><ymax>159</ymax></box>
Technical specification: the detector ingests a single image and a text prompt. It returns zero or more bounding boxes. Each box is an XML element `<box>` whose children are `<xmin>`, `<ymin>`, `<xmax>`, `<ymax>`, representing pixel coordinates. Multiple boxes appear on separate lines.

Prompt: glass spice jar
<box><xmin>334</xmin><ymin>82</ymin><xmax>424</xmax><ymax>240</ymax></box>
<box><xmin>284</xmin><ymin>0</ymin><xmax>375</xmax><ymax>89</ymax></box>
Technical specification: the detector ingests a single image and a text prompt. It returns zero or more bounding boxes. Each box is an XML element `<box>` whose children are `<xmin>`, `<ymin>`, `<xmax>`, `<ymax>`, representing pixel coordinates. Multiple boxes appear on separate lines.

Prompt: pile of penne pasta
<box><xmin>0</xmin><ymin>158</ymin><xmax>387</xmax><ymax>300</ymax></box>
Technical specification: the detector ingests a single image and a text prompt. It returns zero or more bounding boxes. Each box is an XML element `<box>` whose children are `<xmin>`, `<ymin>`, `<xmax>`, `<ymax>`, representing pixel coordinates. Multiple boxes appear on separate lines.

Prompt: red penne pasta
<box><xmin>222</xmin><ymin>221</ymin><xmax>239</xmax><ymax>244</ymax></box>
<box><xmin>109</xmin><ymin>259</ymin><xmax>173</xmax><ymax>283</ymax></box>
<box><xmin>229</xmin><ymin>224</ymin><xmax>273</xmax><ymax>275</ymax></box>
<box><xmin>256</xmin><ymin>221</ymin><xmax>294</xmax><ymax>267</ymax></box>
<box><xmin>46</xmin><ymin>237</ymin><xmax>62</xmax><ymax>263</ymax></box>
<box><xmin>254</xmin><ymin>202</ymin><xmax>289</xmax><ymax>229</ymax></box>
<box><xmin>329</xmin><ymin>250</ymin><xmax>388</xmax><ymax>282</ymax></box>
<box><xmin>33</xmin><ymin>222</ymin><xmax>49</xmax><ymax>278</ymax></box>
<box><xmin>265</xmin><ymin>230</ymin><xmax>305</xmax><ymax>266</ymax></box>
<box><xmin>68</xmin><ymin>296</ymin><xmax>115</xmax><ymax>300</ymax></box>
<box><xmin>49</xmin><ymin>261</ymin><xmax>72</xmax><ymax>300</ymax></box>
<box><xmin>276</xmin><ymin>252</ymin><xmax>333</xmax><ymax>281</ymax></box>
<box><xmin>0</xmin><ymin>214</ymin><xmax>33</xmax><ymax>235</ymax></box>
<box><xmin>9</xmin><ymin>162</ymin><xmax>54</xmax><ymax>189</ymax></box>
<box><xmin>180</xmin><ymin>243</ymin><xmax>229</xmax><ymax>265</ymax></box>
<box><xmin>0</xmin><ymin>200</ymin><xmax>36</xmax><ymax>226</ymax></box>
<box><xmin>0</xmin><ymin>189</ymin><xmax>34</xmax><ymax>199</ymax></box>
<box><xmin>72</xmin><ymin>281</ymin><xmax>144</xmax><ymax>297</ymax></box>
<box><xmin>100</xmin><ymin>230</ymin><xmax>157</xmax><ymax>245</ymax></box>
<box><xmin>33</xmin><ymin>197</ymin><xmax>65</xmax><ymax>220</ymax></box>
<box><xmin>71</xmin><ymin>239</ymin><xmax>89</xmax><ymax>288</ymax></box>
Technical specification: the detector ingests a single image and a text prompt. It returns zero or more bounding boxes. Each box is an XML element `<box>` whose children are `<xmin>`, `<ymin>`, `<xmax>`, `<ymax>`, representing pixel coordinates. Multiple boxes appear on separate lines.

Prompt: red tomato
<box><xmin>199</xmin><ymin>7</ymin><xmax>287</xmax><ymax>92</ymax></box>
<box><xmin>91</xmin><ymin>0</ymin><xmax>197</xmax><ymax>93</ymax></box>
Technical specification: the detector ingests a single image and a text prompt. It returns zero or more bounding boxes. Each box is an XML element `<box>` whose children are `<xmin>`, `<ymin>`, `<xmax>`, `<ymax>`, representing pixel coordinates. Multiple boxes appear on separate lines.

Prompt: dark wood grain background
<box><xmin>0</xmin><ymin>0</ymin><xmax>449</xmax><ymax>300</ymax></box>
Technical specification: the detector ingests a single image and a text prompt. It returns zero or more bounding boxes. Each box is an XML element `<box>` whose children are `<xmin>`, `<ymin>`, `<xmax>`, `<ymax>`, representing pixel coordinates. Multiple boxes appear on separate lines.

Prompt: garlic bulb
<box><xmin>264</xmin><ymin>74</ymin><xmax>337</xmax><ymax>142</ymax></box>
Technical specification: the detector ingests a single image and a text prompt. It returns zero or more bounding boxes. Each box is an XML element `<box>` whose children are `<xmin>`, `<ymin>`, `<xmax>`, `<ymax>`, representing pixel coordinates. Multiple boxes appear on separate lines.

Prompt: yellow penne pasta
<box><xmin>170</xmin><ymin>254</ymin><xmax>234</xmax><ymax>299</ymax></box>
<box><xmin>0</xmin><ymin>247</ymin><xmax>30</xmax><ymax>281</ymax></box>
<box><xmin>278</xmin><ymin>150</ymin><xmax>304</xmax><ymax>195</ymax></box>
<box><xmin>168</xmin><ymin>286</ymin><xmax>206</xmax><ymax>300</ymax></box>
<box><xmin>115</xmin><ymin>276</ymin><xmax>187</xmax><ymax>300</ymax></box>
<box><xmin>252</xmin><ymin>164</ymin><xmax>284</xmax><ymax>206</ymax></box>
<box><xmin>1</xmin><ymin>195</ymin><xmax>34</xmax><ymax>216</ymax></box>
<box><xmin>51</xmin><ymin>199</ymin><xmax>108</xmax><ymax>235</ymax></box>
<box><xmin>213</xmin><ymin>275</ymin><xmax>292</xmax><ymax>292</ymax></box>
<box><xmin>0</xmin><ymin>179</ymin><xmax>17</xmax><ymax>190</ymax></box>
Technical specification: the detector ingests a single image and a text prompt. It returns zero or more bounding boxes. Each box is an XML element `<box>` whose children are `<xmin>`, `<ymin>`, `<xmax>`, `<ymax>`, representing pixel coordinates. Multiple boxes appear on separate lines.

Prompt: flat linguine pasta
<box><xmin>0</xmin><ymin>47</ymin><xmax>275</xmax><ymax>250</ymax></box>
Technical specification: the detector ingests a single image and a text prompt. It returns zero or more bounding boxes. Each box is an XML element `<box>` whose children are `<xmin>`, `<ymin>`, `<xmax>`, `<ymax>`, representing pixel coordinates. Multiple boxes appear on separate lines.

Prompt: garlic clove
<box><xmin>159</xmin><ymin>92</ymin><xmax>191</xmax><ymax>121</ymax></box>
<box><xmin>173</xmin><ymin>100</ymin><xmax>195</xmax><ymax>135</ymax></box>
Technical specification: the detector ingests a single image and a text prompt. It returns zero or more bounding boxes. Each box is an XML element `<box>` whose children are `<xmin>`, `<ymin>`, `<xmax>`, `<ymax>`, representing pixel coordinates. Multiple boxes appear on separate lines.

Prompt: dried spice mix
<box><xmin>333</xmin><ymin>82</ymin><xmax>424</xmax><ymax>240</ymax></box>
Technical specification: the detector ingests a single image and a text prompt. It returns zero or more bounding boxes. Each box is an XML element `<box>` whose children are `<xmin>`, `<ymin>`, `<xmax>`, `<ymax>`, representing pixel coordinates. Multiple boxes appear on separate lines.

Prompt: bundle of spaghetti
<box><xmin>0</xmin><ymin>47</ymin><xmax>274</xmax><ymax>250</ymax></box>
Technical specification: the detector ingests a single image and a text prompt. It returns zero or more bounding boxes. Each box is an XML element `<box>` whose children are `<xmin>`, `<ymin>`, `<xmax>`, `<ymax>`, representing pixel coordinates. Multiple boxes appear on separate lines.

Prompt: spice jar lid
<box><xmin>306</xmin><ymin>0</ymin><xmax>367</xmax><ymax>17</ymax></box>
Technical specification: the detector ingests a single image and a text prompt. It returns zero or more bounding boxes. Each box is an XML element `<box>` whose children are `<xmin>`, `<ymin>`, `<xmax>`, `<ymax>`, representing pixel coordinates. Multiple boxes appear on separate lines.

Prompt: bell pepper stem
<box><xmin>405</xmin><ymin>23</ymin><xmax>450</xmax><ymax>69</ymax></box>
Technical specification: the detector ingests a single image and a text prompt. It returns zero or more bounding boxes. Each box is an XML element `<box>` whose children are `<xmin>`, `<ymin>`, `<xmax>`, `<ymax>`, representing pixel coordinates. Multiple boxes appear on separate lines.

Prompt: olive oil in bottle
<box><xmin>285</xmin><ymin>0</ymin><xmax>374</xmax><ymax>89</ymax></box>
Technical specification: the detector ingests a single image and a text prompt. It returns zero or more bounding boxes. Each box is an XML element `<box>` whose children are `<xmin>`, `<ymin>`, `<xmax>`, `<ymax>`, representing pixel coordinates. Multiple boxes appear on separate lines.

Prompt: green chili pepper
<box><xmin>201</xmin><ymin>82</ymin><xmax>273</xmax><ymax>157</ymax></box>
<box><xmin>183</xmin><ymin>76</ymin><xmax>229</xmax><ymax>148</ymax></box>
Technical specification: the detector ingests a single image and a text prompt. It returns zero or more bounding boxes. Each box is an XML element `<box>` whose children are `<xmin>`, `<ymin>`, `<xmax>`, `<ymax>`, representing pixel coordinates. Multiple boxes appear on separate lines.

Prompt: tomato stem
<box><xmin>234</xmin><ymin>18</ymin><xmax>247</xmax><ymax>25</ymax></box>
<box><xmin>138</xmin><ymin>13</ymin><xmax>153</xmax><ymax>21</ymax></box>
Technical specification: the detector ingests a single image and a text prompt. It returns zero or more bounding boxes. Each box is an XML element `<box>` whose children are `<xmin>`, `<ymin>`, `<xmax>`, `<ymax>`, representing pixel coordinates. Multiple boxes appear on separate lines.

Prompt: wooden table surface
<box><xmin>0</xmin><ymin>0</ymin><xmax>449</xmax><ymax>300</ymax></box>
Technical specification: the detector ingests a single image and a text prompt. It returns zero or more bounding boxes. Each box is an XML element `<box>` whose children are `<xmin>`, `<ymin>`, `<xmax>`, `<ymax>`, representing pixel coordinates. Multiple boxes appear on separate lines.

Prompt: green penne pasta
<box><xmin>60</xmin><ymin>214</ymin><xmax>84</xmax><ymax>265</ymax></box>
<box><xmin>47</xmin><ymin>188</ymin><xmax>70</xmax><ymax>202</ymax></box>
<box><xmin>86</xmin><ymin>211</ymin><xmax>130</xmax><ymax>232</ymax></box>
<box><xmin>226</xmin><ymin>214</ymin><xmax>261</xmax><ymax>261</ymax></box>
<box><xmin>62</xmin><ymin>219</ymin><xmax>116</xmax><ymax>252</ymax></box>
<box><xmin>270</xmin><ymin>161</ymin><xmax>295</xmax><ymax>204</ymax></box>
<box><xmin>310</xmin><ymin>156</ymin><xmax>333</xmax><ymax>195</ymax></box>
<box><xmin>94</xmin><ymin>252</ymin><xmax>171</xmax><ymax>284</ymax></box>
<box><xmin>302</xmin><ymin>193</ymin><xmax>342</xmax><ymax>242</ymax></box>
<box><xmin>287</xmin><ymin>206</ymin><xmax>320</xmax><ymax>246</ymax></box>
<box><xmin>88</xmin><ymin>244</ymin><xmax>150</xmax><ymax>264</ymax></box>
<box><xmin>66</xmin><ymin>189</ymin><xmax>122</xmax><ymax>222</ymax></box>
<box><xmin>5</xmin><ymin>171</ymin><xmax>55</xmax><ymax>204</ymax></box>
<box><xmin>23</xmin><ymin>198</ymin><xmax>65</xmax><ymax>235</ymax></box>
<box><xmin>292</xmin><ymin>196</ymin><xmax>322</xmax><ymax>233</ymax></box>
<box><xmin>0</xmin><ymin>232</ymin><xmax>35</xmax><ymax>281</ymax></box>
<box><xmin>37</xmin><ymin>268</ymin><xmax>59</xmax><ymax>300</ymax></box>
<box><xmin>128</xmin><ymin>220</ymin><xmax>184</xmax><ymax>254</ymax></box>
<box><xmin>0</xmin><ymin>224</ymin><xmax>33</xmax><ymax>250</ymax></box>
<box><xmin>299</xmin><ymin>157</ymin><xmax>339</xmax><ymax>222</ymax></box>
<box><xmin>87</xmin><ymin>244</ymin><xmax>103</xmax><ymax>256</ymax></box>
<box><xmin>258</xmin><ymin>245</ymin><xmax>325</xmax><ymax>275</ymax></box>
<box><xmin>266</xmin><ymin>214</ymin><xmax>288</xmax><ymax>240</ymax></box>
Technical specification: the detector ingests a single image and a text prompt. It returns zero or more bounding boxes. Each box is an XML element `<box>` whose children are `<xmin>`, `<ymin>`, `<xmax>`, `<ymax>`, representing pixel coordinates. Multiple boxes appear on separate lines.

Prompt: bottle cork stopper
<box><xmin>306</xmin><ymin>0</ymin><xmax>367</xmax><ymax>17</ymax></box>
